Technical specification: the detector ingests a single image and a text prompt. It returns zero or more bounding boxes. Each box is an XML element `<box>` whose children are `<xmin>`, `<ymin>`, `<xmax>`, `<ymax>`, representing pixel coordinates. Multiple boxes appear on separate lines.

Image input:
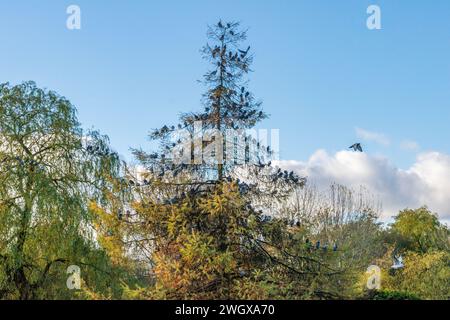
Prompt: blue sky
<box><xmin>1</xmin><ymin>1</ymin><xmax>450</xmax><ymax>218</ymax></box>
<box><xmin>1</xmin><ymin>0</ymin><xmax>449</xmax><ymax>164</ymax></box>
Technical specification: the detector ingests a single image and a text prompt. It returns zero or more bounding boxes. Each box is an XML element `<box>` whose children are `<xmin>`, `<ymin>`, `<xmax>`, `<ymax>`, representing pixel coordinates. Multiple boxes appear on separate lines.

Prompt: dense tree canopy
<box><xmin>389</xmin><ymin>206</ymin><xmax>449</xmax><ymax>253</ymax></box>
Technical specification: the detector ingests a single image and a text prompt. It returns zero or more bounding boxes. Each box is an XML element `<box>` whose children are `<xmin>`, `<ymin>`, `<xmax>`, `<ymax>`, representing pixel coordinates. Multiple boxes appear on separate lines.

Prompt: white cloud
<box><xmin>400</xmin><ymin>140</ymin><xmax>420</xmax><ymax>152</ymax></box>
<box><xmin>275</xmin><ymin>150</ymin><xmax>450</xmax><ymax>221</ymax></box>
<box><xmin>355</xmin><ymin>127</ymin><xmax>390</xmax><ymax>146</ymax></box>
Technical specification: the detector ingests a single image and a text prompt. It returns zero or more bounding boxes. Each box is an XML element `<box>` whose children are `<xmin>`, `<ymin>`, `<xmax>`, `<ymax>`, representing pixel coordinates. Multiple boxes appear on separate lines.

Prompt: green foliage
<box><xmin>0</xmin><ymin>81</ymin><xmax>122</xmax><ymax>299</ymax></box>
<box><xmin>383</xmin><ymin>251</ymin><xmax>450</xmax><ymax>300</ymax></box>
<box><xmin>389</xmin><ymin>207</ymin><xmax>449</xmax><ymax>253</ymax></box>
<box><xmin>365</xmin><ymin>290</ymin><xmax>420</xmax><ymax>300</ymax></box>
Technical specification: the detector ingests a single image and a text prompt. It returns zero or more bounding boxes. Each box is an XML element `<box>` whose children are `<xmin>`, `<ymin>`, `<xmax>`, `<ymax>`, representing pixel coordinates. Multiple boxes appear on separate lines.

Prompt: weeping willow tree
<box><xmin>0</xmin><ymin>82</ymin><xmax>122</xmax><ymax>299</ymax></box>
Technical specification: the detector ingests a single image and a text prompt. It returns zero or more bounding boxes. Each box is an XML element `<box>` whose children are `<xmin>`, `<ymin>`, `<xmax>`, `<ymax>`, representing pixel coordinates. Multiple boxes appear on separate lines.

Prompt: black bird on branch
<box><xmin>239</xmin><ymin>46</ymin><xmax>251</xmax><ymax>57</ymax></box>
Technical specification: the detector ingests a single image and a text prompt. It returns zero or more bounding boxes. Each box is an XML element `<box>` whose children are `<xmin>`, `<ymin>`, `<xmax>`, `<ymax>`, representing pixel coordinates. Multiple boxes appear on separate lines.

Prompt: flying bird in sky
<box><xmin>349</xmin><ymin>143</ymin><xmax>363</xmax><ymax>152</ymax></box>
